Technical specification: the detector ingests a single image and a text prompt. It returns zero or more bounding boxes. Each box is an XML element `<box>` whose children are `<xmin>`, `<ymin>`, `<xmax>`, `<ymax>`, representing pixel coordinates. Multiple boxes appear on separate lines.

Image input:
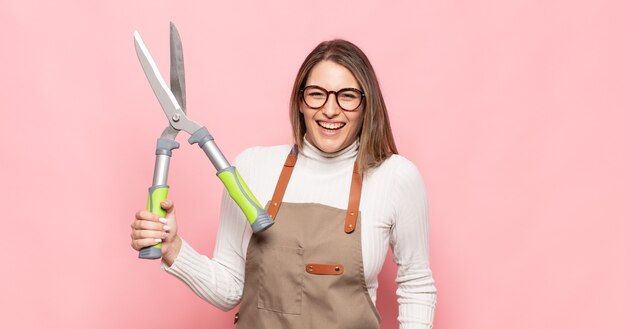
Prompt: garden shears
<box><xmin>134</xmin><ymin>22</ymin><xmax>273</xmax><ymax>259</ymax></box>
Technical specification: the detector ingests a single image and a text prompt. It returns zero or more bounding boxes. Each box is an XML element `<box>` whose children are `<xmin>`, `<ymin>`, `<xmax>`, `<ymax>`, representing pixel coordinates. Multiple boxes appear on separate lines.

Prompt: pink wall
<box><xmin>2</xmin><ymin>1</ymin><xmax>625</xmax><ymax>328</ymax></box>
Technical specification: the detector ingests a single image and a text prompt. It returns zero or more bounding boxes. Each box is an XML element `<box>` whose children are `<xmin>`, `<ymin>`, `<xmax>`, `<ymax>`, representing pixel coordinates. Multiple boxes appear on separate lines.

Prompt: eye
<box><xmin>305</xmin><ymin>87</ymin><xmax>327</xmax><ymax>99</ymax></box>
<box><xmin>338</xmin><ymin>90</ymin><xmax>360</xmax><ymax>100</ymax></box>
<box><xmin>308</xmin><ymin>92</ymin><xmax>326</xmax><ymax>98</ymax></box>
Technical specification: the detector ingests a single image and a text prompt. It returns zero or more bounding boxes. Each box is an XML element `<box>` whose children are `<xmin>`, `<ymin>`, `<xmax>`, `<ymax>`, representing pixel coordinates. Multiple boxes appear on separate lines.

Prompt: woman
<box><xmin>131</xmin><ymin>39</ymin><xmax>436</xmax><ymax>328</ymax></box>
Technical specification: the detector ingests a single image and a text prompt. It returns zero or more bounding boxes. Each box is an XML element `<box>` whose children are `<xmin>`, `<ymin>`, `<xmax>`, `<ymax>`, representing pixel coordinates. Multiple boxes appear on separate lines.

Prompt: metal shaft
<box><xmin>201</xmin><ymin>140</ymin><xmax>230</xmax><ymax>171</ymax></box>
<box><xmin>152</xmin><ymin>155</ymin><xmax>171</xmax><ymax>186</ymax></box>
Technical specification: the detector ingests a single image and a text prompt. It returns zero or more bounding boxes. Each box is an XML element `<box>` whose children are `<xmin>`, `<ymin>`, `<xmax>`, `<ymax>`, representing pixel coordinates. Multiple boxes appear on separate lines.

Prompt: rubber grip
<box><xmin>217</xmin><ymin>167</ymin><xmax>274</xmax><ymax>233</ymax></box>
<box><xmin>139</xmin><ymin>185</ymin><xmax>169</xmax><ymax>259</ymax></box>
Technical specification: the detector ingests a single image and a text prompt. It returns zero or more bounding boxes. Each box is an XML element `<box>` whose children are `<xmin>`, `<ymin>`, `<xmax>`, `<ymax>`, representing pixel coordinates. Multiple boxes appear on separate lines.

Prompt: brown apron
<box><xmin>235</xmin><ymin>150</ymin><xmax>381</xmax><ymax>329</ymax></box>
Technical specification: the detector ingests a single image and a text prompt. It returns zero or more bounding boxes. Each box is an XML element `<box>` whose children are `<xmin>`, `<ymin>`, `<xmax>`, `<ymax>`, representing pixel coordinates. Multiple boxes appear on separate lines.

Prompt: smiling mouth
<box><xmin>317</xmin><ymin>121</ymin><xmax>346</xmax><ymax>130</ymax></box>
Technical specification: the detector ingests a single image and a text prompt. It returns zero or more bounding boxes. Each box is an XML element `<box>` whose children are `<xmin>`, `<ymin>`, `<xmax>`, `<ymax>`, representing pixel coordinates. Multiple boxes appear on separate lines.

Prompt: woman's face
<box><xmin>300</xmin><ymin>60</ymin><xmax>364</xmax><ymax>154</ymax></box>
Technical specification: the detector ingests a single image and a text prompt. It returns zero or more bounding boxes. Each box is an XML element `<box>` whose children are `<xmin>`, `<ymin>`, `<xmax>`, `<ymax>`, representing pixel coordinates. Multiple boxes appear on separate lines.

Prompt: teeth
<box><xmin>318</xmin><ymin>121</ymin><xmax>346</xmax><ymax>130</ymax></box>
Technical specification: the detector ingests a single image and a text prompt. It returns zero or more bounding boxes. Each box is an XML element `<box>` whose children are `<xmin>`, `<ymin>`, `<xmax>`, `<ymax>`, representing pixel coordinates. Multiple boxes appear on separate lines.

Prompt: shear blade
<box><xmin>134</xmin><ymin>30</ymin><xmax>202</xmax><ymax>136</ymax></box>
<box><xmin>170</xmin><ymin>22</ymin><xmax>186</xmax><ymax>114</ymax></box>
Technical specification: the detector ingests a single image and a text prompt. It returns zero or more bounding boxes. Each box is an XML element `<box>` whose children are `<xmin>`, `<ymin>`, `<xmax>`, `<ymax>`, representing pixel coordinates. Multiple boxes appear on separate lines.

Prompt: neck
<box><xmin>301</xmin><ymin>136</ymin><xmax>358</xmax><ymax>165</ymax></box>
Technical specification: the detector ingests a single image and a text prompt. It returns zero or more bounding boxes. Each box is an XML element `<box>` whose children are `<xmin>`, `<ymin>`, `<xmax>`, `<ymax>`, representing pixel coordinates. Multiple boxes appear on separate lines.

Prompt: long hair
<box><xmin>289</xmin><ymin>39</ymin><xmax>398</xmax><ymax>175</ymax></box>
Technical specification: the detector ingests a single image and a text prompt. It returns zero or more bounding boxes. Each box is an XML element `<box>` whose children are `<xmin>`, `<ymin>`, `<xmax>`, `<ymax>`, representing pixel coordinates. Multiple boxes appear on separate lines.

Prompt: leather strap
<box><xmin>305</xmin><ymin>263</ymin><xmax>344</xmax><ymax>275</ymax></box>
<box><xmin>344</xmin><ymin>162</ymin><xmax>361</xmax><ymax>234</ymax></box>
<box><xmin>267</xmin><ymin>147</ymin><xmax>298</xmax><ymax>220</ymax></box>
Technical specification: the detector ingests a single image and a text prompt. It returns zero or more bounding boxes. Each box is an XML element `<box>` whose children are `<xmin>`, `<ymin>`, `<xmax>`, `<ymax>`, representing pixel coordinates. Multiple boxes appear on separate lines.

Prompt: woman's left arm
<box><xmin>390</xmin><ymin>157</ymin><xmax>437</xmax><ymax>329</ymax></box>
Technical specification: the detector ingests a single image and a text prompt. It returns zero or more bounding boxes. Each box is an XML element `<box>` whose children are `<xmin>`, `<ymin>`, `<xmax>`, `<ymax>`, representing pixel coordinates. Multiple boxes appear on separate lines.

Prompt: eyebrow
<box><xmin>304</xmin><ymin>84</ymin><xmax>362</xmax><ymax>90</ymax></box>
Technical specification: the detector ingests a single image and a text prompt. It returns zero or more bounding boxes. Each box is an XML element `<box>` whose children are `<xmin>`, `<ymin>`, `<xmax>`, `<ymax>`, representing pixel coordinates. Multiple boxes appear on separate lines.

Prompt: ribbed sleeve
<box><xmin>388</xmin><ymin>157</ymin><xmax>437</xmax><ymax>328</ymax></box>
<box><xmin>161</xmin><ymin>236</ymin><xmax>245</xmax><ymax>311</ymax></box>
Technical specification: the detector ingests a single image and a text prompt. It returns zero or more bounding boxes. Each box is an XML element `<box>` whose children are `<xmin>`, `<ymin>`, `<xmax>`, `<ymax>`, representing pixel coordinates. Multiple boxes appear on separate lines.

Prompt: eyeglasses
<box><xmin>300</xmin><ymin>85</ymin><xmax>365</xmax><ymax>111</ymax></box>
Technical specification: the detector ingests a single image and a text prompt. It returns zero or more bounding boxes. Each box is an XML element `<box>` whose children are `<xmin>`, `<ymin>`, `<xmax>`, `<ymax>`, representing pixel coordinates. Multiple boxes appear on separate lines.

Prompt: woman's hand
<box><xmin>130</xmin><ymin>199</ymin><xmax>182</xmax><ymax>266</ymax></box>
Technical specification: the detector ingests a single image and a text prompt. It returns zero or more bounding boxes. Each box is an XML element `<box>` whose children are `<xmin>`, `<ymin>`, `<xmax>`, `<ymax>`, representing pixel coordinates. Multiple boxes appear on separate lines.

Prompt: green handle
<box><xmin>217</xmin><ymin>167</ymin><xmax>273</xmax><ymax>233</ymax></box>
<box><xmin>138</xmin><ymin>185</ymin><xmax>169</xmax><ymax>259</ymax></box>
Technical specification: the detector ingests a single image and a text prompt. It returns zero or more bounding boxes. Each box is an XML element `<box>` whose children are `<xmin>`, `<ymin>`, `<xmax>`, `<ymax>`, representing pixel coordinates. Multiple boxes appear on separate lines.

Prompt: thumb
<box><xmin>160</xmin><ymin>199</ymin><xmax>176</xmax><ymax>215</ymax></box>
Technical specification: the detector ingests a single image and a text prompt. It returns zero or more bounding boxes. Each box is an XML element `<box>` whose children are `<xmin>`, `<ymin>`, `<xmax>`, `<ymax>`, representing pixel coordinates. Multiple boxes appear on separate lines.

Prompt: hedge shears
<box><xmin>134</xmin><ymin>22</ymin><xmax>273</xmax><ymax>259</ymax></box>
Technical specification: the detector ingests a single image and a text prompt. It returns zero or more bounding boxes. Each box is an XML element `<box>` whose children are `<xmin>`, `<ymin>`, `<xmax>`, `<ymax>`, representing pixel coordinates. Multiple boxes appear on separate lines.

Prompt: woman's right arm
<box><xmin>131</xmin><ymin>190</ymin><xmax>251</xmax><ymax>311</ymax></box>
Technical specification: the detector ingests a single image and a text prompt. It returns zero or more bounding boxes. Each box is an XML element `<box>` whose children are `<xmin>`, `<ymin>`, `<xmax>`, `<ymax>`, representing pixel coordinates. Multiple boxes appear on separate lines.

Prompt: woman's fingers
<box><xmin>131</xmin><ymin>218</ymin><xmax>165</xmax><ymax>231</ymax></box>
<box><xmin>135</xmin><ymin>210</ymin><xmax>163</xmax><ymax>222</ymax></box>
<box><xmin>130</xmin><ymin>221</ymin><xmax>172</xmax><ymax>251</ymax></box>
<box><xmin>130</xmin><ymin>237</ymin><xmax>163</xmax><ymax>251</ymax></box>
<box><xmin>130</xmin><ymin>229</ymin><xmax>167</xmax><ymax>240</ymax></box>
<box><xmin>131</xmin><ymin>200</ymin><xmax>177</xmax><ymax>253</ymax></box>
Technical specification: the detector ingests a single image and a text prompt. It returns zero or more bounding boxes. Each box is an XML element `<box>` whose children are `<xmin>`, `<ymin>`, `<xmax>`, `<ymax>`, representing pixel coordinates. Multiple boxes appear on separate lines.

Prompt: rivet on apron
<box><xmin>273</xmin><ymin>202</ymin><xmax>278</xmax><ymax>206</ymax></box>
<box><xmin>348</xmin><ymin>224</ymin><xmax>354</xmax><ymax>228</ymax></box>
<box><xmin>350</xmin><ymin>212</ymin><xmax>354</xmax><ymax>216</ymax></box>
<box><xmin>308</xmin><ymin>265</ymin><xmax>314</xmax><ymax>272</ymax></box>
<box><xmin>335</xmin><ymin>266</ymin><xmax>340</xmax><ymax>272</ymax></box>
<box><xmin>234</xmin><ymin>312</ymin><xmax>240</xmax><ymax>324</ymax></box>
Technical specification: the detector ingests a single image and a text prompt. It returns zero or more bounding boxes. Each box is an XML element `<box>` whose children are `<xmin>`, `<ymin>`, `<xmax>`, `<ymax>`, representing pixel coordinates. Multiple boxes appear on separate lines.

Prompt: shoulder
<box><xmin>377</xmin><ymin>156</ymin><xmax>429</xmax><ymax>220</ymax></box>
<box><xmin>363</xmin><ymin>155</ymin><xmax>428</xmax><ymax>222</ymax></box>
<box><xmin>231</xmin><ymin>144</ymin><xmax>293</xmax><ymax>193</ymax></box>
<box><xmin>371</xmin><ymin>154</ymin><xmax>425</xmax><ymax>187</ymax></box>
<box><xmin>234</xmin><ymin>144</ymin><xmax>293</xmax><ymax>165</ymax></box>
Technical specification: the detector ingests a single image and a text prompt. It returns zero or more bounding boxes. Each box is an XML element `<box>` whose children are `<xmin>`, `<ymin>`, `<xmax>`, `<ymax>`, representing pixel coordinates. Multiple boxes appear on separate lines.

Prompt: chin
<box><xmin>311</xmin><ymin>136</ymin><xmax>350</xmax><ymax>153</ymax></box>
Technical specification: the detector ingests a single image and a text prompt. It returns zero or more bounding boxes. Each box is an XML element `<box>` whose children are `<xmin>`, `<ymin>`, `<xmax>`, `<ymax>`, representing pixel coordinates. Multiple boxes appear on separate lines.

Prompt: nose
<box><xmin>320</xmin><ymin>93</ymin><xmax>341</xmax><ymax>118</ymax></box>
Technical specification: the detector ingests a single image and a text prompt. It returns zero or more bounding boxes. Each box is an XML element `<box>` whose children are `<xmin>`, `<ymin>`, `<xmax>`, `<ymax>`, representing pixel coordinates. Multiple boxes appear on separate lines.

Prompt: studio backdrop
<box><xmin>1</xmin><ymin>1</ymin><xmax>625</xmax><ymax>328</ymax></box>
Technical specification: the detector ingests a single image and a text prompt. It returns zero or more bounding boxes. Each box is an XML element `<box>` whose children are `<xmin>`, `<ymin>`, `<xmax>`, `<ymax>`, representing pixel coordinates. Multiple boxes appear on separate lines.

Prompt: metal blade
<box><xmin>134</xmin><ymin>31</ymin><xmax>202</xmax><ymax>135</ymax></box>
<box><xmin>170</xmin><ymin>22</ymin><xmax>186</xmax><ymax>113</ymax></box>
<box><xmin>159</xmin><ymin>125</ymin><xmax>180</xmax><ymax>140</ymax></box>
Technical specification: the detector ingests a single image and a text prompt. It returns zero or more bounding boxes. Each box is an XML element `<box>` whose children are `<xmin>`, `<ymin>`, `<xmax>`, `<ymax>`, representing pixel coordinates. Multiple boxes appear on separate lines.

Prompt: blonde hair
<box><xmin>289</xmin><ymin>39</ymin><xmax>398</xmax><ymax>174</ymax></box>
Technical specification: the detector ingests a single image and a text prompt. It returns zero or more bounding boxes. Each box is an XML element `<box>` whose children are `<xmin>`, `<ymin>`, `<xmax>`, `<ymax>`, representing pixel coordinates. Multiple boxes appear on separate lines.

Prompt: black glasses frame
<box><xmin>300</xmin><ymin>85</ymin><xmax>365</xmax><ymax>111</ymax></box>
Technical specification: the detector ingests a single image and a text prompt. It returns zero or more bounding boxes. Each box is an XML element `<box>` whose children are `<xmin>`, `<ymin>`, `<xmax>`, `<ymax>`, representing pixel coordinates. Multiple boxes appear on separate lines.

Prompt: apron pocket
<box><xmin>257</xmin><ymin>246</ymin><xmax>304</xmax><ymax>315</ymax></box>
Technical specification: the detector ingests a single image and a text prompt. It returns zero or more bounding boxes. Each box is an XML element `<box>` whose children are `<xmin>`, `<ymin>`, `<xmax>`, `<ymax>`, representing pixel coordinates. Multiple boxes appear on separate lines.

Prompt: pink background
<box><xmin>2</xmin><ymin>1</ymin><xmax>625</xmax><ymax>328</ymax></box>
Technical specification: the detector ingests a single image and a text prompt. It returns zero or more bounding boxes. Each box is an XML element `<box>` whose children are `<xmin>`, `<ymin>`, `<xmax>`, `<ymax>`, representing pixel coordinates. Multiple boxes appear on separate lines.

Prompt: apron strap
<box><xmin>267</xmin><ymin>146</ymin><xmax>363</xmax><ymax>235</ymax></box>
<box><xmin>344</xmin><ymin>162</ymin><xmax>361</xmax><ymax>234</ymax></box>
<box><xmin>267</xmin><ymin>146</ymin><xmax>298</xmax><ymax>219</ymax></box>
